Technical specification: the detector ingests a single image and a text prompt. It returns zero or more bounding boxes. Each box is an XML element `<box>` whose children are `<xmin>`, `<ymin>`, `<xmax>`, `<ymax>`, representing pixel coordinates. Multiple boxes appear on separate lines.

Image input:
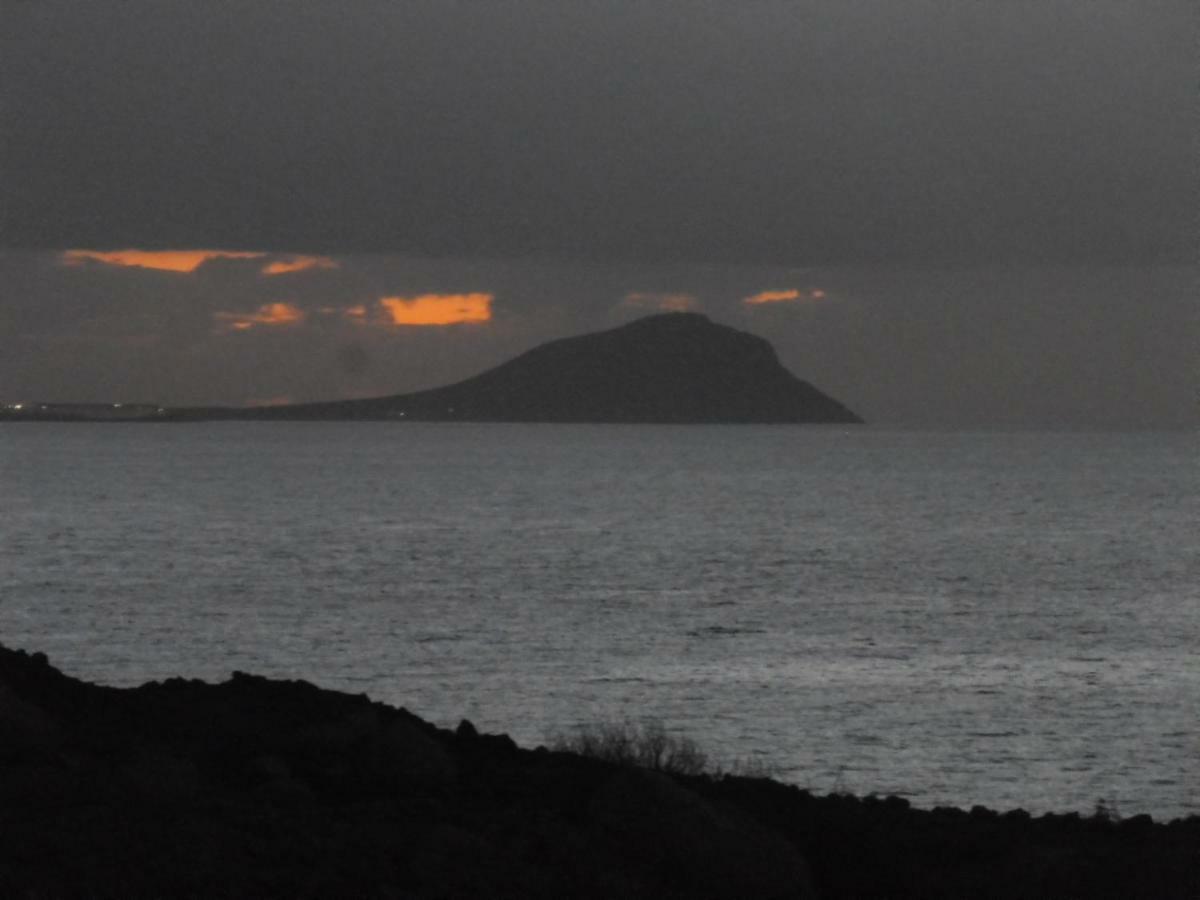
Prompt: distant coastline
<box><xmin>0</xmin><ymin>402</ymin><xmax>172</xmax><ymax>422</ymax></box>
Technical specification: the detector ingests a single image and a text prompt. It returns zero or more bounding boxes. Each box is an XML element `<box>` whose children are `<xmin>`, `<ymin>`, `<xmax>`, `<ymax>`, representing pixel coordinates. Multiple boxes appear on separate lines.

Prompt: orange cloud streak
<box><xmin>261</xmin><ymin>255</ymin><xmax>340</xmax><ymax>276</ymax></box>
<box><xmin>61</xmin><ymin>249</ymin><xmax>265</xmax><ymax>273</ymax></box>
<box><xmin>215</xmin><ymin>302</ymin><xmax>306</xmax><ymax>331</ymax></box>
<box><xmin>743</xmin><ymin>289</ymin><xmax>803</xmax><ymax>305</ymax></box>
<box><xmin>379</xmin><ymin>293</ymin><xmax>493</xmax><ymax>326</ymax></box>
<box><xmin>623</xmin><ymin>292</ymin><xmax>698</xmax><ymax>312</ymax></box>
<box><xmin>742</xmin><ymin>288</ymin><xmax>830</xmax><ymax>305</ymax></box>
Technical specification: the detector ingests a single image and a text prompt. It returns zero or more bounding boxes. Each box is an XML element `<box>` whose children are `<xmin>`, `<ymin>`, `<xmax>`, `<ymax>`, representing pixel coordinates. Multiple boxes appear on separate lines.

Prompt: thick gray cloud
<box><xmin>3</xmin><ymin>3</ymin><xmax>1193</xmax><ymax>427</ymax></box>
<box><xmin>3</xmin><ymin>1</ymin><xmax>1193</xmax><ymax>264</ymax></box>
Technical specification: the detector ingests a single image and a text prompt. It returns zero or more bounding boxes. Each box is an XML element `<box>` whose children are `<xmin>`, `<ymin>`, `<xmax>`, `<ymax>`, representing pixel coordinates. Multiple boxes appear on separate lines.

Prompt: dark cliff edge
<box><xmin>0</xmin><ymin>313</ymin><xmax>858</xmax><ymax>424</ymax></box>
<box><xmin>1</xmin><ymin>644</ymin><xmax>1194</xmax><ymax>899</ymax></box>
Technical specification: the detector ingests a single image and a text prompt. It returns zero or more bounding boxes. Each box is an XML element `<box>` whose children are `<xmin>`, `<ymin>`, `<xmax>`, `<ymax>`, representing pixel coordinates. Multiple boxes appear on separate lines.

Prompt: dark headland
<box><xmin>1</xmin><ymin>646</ymin><xmax>1194</xmax><ymax>899</ymax></box>
<box><xmin>1</xmin><ymin>313</ymin><xmax>862</xmax><ymax>424</ymax></box>
<box><xmin>241</xmin><ymin>313</ymin><xmax>862</xmax><ymax>424</ymax></box>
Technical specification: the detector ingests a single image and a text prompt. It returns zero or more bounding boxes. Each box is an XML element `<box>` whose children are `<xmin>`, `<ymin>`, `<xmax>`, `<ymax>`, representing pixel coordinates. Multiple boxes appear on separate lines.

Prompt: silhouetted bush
<box><xmin>1093</xmin><ymin>797</ymin><xmax>1123</xmax><ymax>824</ymax></box>
<box><xmin>715</xmin><ymin>754</ymin><xmax>781</xmax><ymax>780</ymax></box>
<box><xmin>551</xmin><ymin>719</ymin><xmax>709</xmax><ymax>777</ymax></box>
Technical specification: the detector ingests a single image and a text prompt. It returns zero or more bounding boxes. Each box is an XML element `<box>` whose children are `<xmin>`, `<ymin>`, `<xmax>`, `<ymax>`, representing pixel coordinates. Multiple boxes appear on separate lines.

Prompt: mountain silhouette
<box><xmin>239</xmin><ymin>312</ymin><xmax>862</xmax><ymax>424</ymax></box>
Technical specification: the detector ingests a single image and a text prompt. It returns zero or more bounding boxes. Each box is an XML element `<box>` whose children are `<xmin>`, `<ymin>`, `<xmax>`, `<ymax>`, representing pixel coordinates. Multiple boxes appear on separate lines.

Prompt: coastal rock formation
<box><xmin>1</xmin><ymin>644</ymin><xmax>1196</xmax><ymax>899</ymax></box>
<box><xmin>243</xmin><ymin>312</ymin><xmax>863</xmax><ymax>423</ymax></box>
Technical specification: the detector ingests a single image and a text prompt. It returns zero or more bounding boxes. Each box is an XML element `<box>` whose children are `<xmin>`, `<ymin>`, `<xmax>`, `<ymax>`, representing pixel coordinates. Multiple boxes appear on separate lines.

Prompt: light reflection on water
<box><xmin>1</xmin><ymin>423</ymin><xmax>1196</xmax><ymax>818</ymax></box>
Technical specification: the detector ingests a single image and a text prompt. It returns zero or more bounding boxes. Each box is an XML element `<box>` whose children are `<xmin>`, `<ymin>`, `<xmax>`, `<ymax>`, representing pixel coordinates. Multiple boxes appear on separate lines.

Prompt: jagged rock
<box><xmin>116</xmin><ymin>750</ymin><xmax>201</xmax><ymax>803</ymax></box>
<box><xmin>0</xmin><ymin>684</ymin><xmax>60</xmax><ymax>757</ymax></box>
<box><xmin>0</xmin><ymin>643</ymin><xmax>1195</xmax><ymax>899</ymax></box>
<box><xmin>374</xmin><ymin>717</ymin><xmax>458</xmax><ymax>792</ymax></box>
<box><xmin>592</xmin><ymin>768</ymin><xmax>815</xmax><ymax>899</ymax></box>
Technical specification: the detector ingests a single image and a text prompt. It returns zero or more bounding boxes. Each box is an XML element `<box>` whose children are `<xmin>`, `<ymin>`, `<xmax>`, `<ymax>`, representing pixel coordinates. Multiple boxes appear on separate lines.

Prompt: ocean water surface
<box><xmin>1</xmin><ymin>423</ymin><xmax>1196</xmax><ymax>819</ymax></box>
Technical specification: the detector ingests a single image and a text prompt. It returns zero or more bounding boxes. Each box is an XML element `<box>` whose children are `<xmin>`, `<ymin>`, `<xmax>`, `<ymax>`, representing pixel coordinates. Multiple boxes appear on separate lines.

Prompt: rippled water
<box><xmin>2</xmin><ymin>423</ymin><xmax>1196</xmax><ymax>819</ymax></box>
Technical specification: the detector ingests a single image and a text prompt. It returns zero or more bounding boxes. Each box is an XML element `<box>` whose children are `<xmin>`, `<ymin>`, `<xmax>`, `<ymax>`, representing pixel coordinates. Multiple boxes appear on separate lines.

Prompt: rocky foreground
<box><xmin>1</xmin><ymin>645</ymin><xmax>1195</xmax><ymax>899</ymax></box>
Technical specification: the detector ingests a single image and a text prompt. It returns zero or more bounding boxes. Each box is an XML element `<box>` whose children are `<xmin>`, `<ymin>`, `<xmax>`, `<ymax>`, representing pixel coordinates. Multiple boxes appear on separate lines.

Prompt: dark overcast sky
<box><xmin>1</xmin><ymin>1</ymin><xmax>1195</xmax><ymax>426</ymax></box>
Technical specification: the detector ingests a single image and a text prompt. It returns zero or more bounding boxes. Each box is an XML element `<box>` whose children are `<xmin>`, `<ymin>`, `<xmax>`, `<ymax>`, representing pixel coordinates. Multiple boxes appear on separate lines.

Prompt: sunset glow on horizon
<box><xmin>212</xmin><ymin>296</ymin><xmax>492</xmax><ymax>333</ymax></box>
<box><xmin>215</xmin><ymin>302</ymin><xmax>306</xmax><ymax>331</ymax></box>
<box><xmin>379</xmin><ymin>293</ymin><xmax>493</xmax><ymax>326</ymax></box>
<box><xmin>61</xmin><ymin>249</ymin><xmax>347</xmax><ymax>277</ymax></box>
<box><xmin>743</xmin><ymin>288</ymin><xmax>826</xmax><ymax>305</ymax></box>
<box><xmin>61</xmin><ymin>249</ymin><xmax>266</xmax><ymax>273</ymax></box>
<box><xmin>261</xmin><ymin>256</ymin><xmax>340</xmax><ymax>276</ymax></box>
<box><xmin>623</xmin><ymin>292</ymin><xmax>698</xmax><ymax>312</ymax></box>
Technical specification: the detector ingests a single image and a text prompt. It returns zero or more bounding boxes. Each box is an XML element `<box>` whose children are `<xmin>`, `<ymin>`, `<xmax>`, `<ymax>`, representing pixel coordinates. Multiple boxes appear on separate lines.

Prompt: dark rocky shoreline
<box><xmin>1</xmin><ymin>644</ymin><xmax>1195</xmax><ymax>898</ymax></box>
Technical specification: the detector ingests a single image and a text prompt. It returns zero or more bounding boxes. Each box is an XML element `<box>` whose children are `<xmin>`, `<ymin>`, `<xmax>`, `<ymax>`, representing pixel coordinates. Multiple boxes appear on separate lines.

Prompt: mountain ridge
<box><xmin>240</xmin><ymin>312</ymin><xmax>862</xmax><ymax>424</ymax></box>
<box><xmin>0</xmin><ymin>314</ymin><xmax>861</xmax><ymax>423</ymax></box>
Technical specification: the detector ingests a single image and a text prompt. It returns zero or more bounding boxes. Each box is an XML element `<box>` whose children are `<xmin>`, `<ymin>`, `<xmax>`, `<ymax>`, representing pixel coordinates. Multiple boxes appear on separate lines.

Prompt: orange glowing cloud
<box><xmin>743</xmin><ymin>288</ymin><xmax>827</xmax><ymax>306</ymax></box>
<box><xmin>215</xmin><ymin>302</ymin><xmax>306</xmax><ymax>332</ymax></box>
<box><xmin>61</xmin><ymin>249</ymin><xmax>265</xmax><ymax>273</ymax></box>
<box><xmin>743</xmin><ymin>289</ymin><xmax>802</xmax><ymax>305</ymax></box>
<box><xmin>378</xmin><ymin>293</ymin><xmax>493</xmax><ymax>326</ymax></box>
<box><xmin>261</xmin><ymin>255</ymin><xmax>340</xmax><ymax>276</ymax></box>
<box><xmin>623</xmin><ymin>292</ymin><xmax>698</xmax><ymax>312</ymax></box>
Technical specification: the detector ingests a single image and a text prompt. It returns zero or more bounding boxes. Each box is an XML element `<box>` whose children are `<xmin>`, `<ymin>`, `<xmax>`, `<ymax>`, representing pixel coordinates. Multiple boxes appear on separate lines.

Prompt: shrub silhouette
<box><xmin>1094</xmin><ymin>797</ymin><xmax>1123</xmax><ymax>823</ymax></box>
<box><xmin>551</xmin><ymin>719</ymin><xmax>709</xmax><ymax>777</ymax></box>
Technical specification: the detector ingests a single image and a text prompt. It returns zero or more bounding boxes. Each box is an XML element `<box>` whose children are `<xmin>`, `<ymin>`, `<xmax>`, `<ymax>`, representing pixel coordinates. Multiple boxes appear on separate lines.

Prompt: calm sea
<box><xmin>1</xmin><ymin>423</ymin><xmax>1196</xmax><ymax>819</ymax></box>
